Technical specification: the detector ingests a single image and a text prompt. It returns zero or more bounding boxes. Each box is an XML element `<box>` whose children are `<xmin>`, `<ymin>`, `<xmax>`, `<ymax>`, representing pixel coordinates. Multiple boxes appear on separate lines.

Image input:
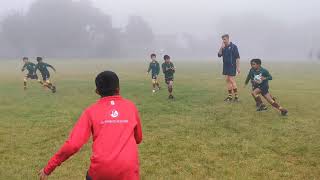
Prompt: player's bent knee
<box><xmin>251</xmin><ymin>92</ymin><xmax>257</xmax><ymax>96</ymax></box>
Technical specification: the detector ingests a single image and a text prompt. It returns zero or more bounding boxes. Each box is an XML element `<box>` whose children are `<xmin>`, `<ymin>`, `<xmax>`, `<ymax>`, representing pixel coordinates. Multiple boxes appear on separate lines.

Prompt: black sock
<box><xmin>233</xmin><ymin>88</ymin><xmax>238</xmax><ymax>98</ymax></box>
<box><xmin>228</xmin><ymin>90</ymin><xmax>232</xmax><ymax>97</ymax></box>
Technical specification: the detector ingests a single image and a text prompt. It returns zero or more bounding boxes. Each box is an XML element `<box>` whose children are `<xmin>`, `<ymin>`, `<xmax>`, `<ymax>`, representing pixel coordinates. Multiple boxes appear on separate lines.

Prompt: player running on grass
<box><xmin>35</xmin><ymin>57</ymin><xmax>56</xmax><ymax>93</ymax></box>
<box><xmin>244</xmin><ymin>58</ymin><xmax>288</xmax><ymax>116</ymax></box>
<box><xmin>39</xmin><ymin>71</ymin><xmax>143</xmax><ymax>180</ymax></box>
<box><xmin>21</xmin><ymin>57</ymin><xmax>43</xmax><ymax>90</ymax></box>
<box><xmin>147</xmin><ymin>53</ymin><xmax>161</xmax><ymax>93</ymax></box>
<box><xmin>162</xmin><ymin>55</ymin><xmax>175</xmax><ymax>99</ymax></box>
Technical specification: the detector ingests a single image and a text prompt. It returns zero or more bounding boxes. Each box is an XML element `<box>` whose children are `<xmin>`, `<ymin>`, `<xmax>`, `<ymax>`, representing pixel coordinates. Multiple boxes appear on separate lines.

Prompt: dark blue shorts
<box><xmin>41</xmin><ymin>73</ymin><xmax>50</xmax><ymax>81</ymax></box>
<box><xmin>223</xmin><ymin>64</ymin><xmax>236</xmax><ymax>76</ymax></box>
<box><xmin>151</xmin><ymin>74</ymin><xmax>158</xmax><ymax>79</ymax></box>
<box><xmin>165</xmin><ymin>78</ymin><xmax>174</xmax><ymax>84</ymax></box>
<box><xmin>26</xmin><ymin>74</ymin><xmax>38</xmax><ymax>80</ymax></box>
<box><xmin>253</xmin><ymin>83</ymin><xmax>269</xmax><ymax>96</ymax></box>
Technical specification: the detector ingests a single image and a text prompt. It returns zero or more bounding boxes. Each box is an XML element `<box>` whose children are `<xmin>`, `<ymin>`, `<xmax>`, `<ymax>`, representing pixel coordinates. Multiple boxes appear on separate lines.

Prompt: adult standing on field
<box><xmin>218</xmin><ymin>34</ymin><xmax>241</xmax><ymax>102</ymax></box>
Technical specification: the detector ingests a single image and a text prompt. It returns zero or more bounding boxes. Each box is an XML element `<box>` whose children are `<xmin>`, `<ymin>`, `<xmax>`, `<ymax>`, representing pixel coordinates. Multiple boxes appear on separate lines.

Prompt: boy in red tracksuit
<box><xmin>39</xmin><ymin>71</ymin><xmax>143</xmax><ymax>180</ymax></box>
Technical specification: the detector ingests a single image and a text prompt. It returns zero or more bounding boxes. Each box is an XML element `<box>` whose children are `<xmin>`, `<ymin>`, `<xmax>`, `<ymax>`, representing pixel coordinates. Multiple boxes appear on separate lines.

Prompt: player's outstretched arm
<box><xmin>41</xmin><ymin>110</ymin><xmax>92</xmax><ymax>176</ymax></box>
<box><xmin>147</xmin><ymin>63</ymin><xmax>151</xmax><ymax>73</ymax></box>
<box><xmin>236</xmin><ymin>58</ymin><xmax>240</xmax><ymax>74</ymax></box>
<box><xmin>21</xmin><ymin>64</ymin><xmax>26</xmax><ymax>71</ymax></box>
<box><xmin>244</xmin><ymin>70</ymin><xmax>252</xmax><ymax>86</ymax></box>
<box><xmin>34</xmin><ymin>65</ymin><xmax>39</xmax><ymax>73</ymax></box>
<box><xmin>46</xmin><ymin>63</ymin><xmax>56</xmax><ymax>72</ymax></box>
<box><xmin>156</xmin><ymin>63</ymin><xmax>160</xmax><ymax>75</ymax></box>
<box><xmin>234</xmin><ymin>46</ymin><xmax>240</xmax><ymax>74</ymax></box>
<box><xmin>264</xmin><ymin>70</ymin><xmax>273</xmax><ymax>81</ymax></box>
<box><xmin>162</xmin><ymin>64</ymin><xmax>166</xmax><ymax>73</ymax></box>
<box><xmin>134</xmin><ymin>107</ymin><xmax>143</xmax><ymax>144</ymax></box>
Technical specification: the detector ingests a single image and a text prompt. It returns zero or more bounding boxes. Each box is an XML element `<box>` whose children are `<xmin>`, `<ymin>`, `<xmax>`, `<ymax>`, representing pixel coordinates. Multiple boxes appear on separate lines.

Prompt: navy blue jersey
<box><xmin>218</xmin><ymin>42</ymin><xmax>240</xmax><ymax>66</ymax></box>
<box><xmin>35</xmin><ymin>62</ymin><xmax>55</xmax><ymax>76</ymax></box>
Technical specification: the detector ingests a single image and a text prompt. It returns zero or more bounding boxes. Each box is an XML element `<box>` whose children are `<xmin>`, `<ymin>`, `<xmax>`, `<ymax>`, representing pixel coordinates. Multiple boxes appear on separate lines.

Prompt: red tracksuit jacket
<box><xmin>44</xmin><ymin>95</ymin><xmax>143</xmax><ymax>180</ymax></box>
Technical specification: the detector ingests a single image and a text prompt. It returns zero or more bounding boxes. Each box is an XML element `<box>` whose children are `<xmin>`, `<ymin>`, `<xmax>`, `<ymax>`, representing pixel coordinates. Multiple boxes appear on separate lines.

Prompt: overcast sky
<box><xmin>0</xmin><ymin>0</ymin><xmax>319</xmax><ymax>37</ymax></box>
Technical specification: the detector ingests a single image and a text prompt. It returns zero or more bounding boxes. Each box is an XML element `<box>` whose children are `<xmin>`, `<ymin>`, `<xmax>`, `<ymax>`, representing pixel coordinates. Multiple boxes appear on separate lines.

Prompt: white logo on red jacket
<box><xmin>111</xmin><ymin>110</ymin><xmax>119</xmax><ymax>118</ymax></box>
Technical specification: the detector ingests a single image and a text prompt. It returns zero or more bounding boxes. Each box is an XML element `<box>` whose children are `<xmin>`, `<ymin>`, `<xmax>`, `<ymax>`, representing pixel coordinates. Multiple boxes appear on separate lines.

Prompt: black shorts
<box><xmin>165</xmin><ymin>78</ymin><xmax>174</xmax><ymax>85</ymax></box>
<box><xmin>151</xmin><ymin>74</ymin><xmax>158</xmax><ymax>80</ymax></box>
<box><xmin>253</xmin><ymin>83</ymin><xmax>269</xmax><ymax>96</ymax></box>
<box><xmin>223</xmin><ymin>64</ymin><xmax>237</xmax><ymax>76</ymax></box>
<box><xmin>41</xmin><ymin>73</ymin><xmax>50</xmax><ymax>81</ymax></box>
<box><xmin>26</xmin><ymin>74</ymin><xmax>38</xmax><ymax>80</ymax></box>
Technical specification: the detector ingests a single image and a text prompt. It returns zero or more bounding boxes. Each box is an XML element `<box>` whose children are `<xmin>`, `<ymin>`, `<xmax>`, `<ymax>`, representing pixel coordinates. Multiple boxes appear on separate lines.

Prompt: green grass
<box><xmin>0</xmin><ymin>59</ymin><xmax>319</xmax><ymax>179</ymax></box>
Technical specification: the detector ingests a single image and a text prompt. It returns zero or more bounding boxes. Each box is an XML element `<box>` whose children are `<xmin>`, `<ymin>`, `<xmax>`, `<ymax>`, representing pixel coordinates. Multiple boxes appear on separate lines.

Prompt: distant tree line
<box><xmin>0</xmin><ymin>0</ymin><xmax>157</xmax><ymax>58</ymax></box>
<box><xmin>0</xmin><ymin>0</ymin><xmax>319</xmax><ymax>60</ymax></box>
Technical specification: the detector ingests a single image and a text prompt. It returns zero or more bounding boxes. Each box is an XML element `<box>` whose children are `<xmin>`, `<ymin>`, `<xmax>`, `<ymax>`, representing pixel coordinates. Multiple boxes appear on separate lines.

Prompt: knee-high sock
<box><xmin>168</xmin><ymin>85</ymin><xmax>173</xmax><ymax>94</ymax></box>
<box><xmin>228</xmin><ymin>89</ymin><xmax>232</xmax><ymax>97</ymax></box>
<box><xmin>252</xmin><ymin>94</ymin><xmax>263</xmax><ymax>107</ymax></box>
<box><xmin>233</xmin><ymin>88</ymin><xmax>238</xmax><ymax>97</ymax></box>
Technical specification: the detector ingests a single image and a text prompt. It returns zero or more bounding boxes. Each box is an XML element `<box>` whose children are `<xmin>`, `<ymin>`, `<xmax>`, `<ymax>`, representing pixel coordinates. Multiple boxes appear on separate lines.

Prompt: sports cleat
<box><xmin>280</xmin><ymin>108</ymin><xmax>288</xmax><ymax>116</ymax></box>
<box><xmin>52</xmin><ymin>86</ymin><xmax>56</xmax><ymax>93</ymax></box>
<box><xmin>168</xmin><ymin>95</ymin><xmax>174</xmax><ymax>99</ymax></box>
<box><xmin>257</xmin><ymin>104</ymin><xmax>268</xmax><ymax>111</ymax></box>
<box><xmin>224</xmin><ymin>96</ymin><xmax>233</xmax><ymax>102</ymax></box>
<box><xmin>152</xmin><ymin>89</ymin><xmax>156</xmax><ymax>93</ymax></box>
<box><xmin>233</xmin><ymin>97</ymin><xmax>239</xmax><ymax>102</ymax></box>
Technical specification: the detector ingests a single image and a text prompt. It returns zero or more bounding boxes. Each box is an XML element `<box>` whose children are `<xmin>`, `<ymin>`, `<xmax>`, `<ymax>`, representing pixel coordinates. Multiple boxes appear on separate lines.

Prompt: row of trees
<box><xmin>0</xmin><ymin>0</ymin><xmax>319</xmax><ymax>60</ymax></box>
<box><xmin>0</xmin><ymin>0</ymin><xmax>156</xmax><ymax>58</ymax></box>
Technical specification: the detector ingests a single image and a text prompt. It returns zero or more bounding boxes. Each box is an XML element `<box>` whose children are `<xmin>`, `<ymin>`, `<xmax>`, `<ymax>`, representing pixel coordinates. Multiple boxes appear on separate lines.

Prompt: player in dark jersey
<box><xmin>35</xmin><ymin>57</ymin><xmax>56</xmax><ymax>93</ymax></box>
<box><xmin>21</xmin><ymin>57</ymin><xmax>42</xmax><ymax>90</ymax></box>
<box><xmin>147</xmin><ymin>53</ymin><xmax>161</xmax><ymax>93</ymax></box>
<box><xmin>218</xmin><ymin>34</ymin><xmax>241</xmax><ymax>102</ymax></box>
<box><xmin>162</xmin><ymin>55</ymin><xmax>175</xmax><ymax>99</ymax></box>
<box><xmin>245</xmin><ymin>59</ymin><xmax>288</xmax><ymax>116</ymax></box>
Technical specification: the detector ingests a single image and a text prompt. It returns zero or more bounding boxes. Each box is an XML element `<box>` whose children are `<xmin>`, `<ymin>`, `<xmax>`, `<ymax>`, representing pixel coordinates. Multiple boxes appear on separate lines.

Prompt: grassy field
<box><xmin>0</xmin><ymin>59</ymin><xmax>319</xmax><ymax>180</ymax></box>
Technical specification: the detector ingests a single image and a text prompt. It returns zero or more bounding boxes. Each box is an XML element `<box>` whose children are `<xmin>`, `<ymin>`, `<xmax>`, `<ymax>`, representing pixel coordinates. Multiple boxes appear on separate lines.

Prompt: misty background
<box><xmin>0</xmin><ymin>0</ymin><xmax>320</xmax><ymax>60</ymax></box>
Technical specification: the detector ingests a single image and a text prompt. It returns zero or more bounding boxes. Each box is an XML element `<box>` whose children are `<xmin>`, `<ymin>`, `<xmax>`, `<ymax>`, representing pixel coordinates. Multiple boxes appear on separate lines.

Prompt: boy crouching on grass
<box><xmin>39</xmin><ymin>71</ymin><xmax>143</xmax><ymax>180</ymax></box>
<box><xmin>245</xmin><ymin>59</ymin><xmax>288</xmax><ymax>116</ymax></box>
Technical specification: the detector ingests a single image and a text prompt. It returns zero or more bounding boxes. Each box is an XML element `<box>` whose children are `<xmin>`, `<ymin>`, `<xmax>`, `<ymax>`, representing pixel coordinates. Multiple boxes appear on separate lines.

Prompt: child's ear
<box><xmin>115</xmin><ymin>88</ymin><xmax>120</xmax><ymax>94</ymax></box>
<box><xmin>95</xmin><ymin>89</ymin><xmax>100</xmax><ymax>95</ymax></box>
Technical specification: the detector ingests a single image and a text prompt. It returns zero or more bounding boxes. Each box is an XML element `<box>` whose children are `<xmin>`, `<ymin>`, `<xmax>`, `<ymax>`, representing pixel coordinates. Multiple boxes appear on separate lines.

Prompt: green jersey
<box><xmin>245</xmin><ymin>67</ymin><xmax>272</xmax><ymax>86</ymax></box>
<box><xmin>162</xmin><ymin>62</ymin><xmax>175</xmax><ymax>79</ymax></box>
<box><xmin>147</xmin><ymin>61</ymin><xmax>160</xmax><ymax>76</ymax></box>
<box><xmin>22</xmin><ymin>62</ymin><xmax>36</xmax><ymax>75</ymax></box>
<box><xmin>35</xmin><ymin>62</ymin><xmax>55</xmax><ymax>75</ymax></box>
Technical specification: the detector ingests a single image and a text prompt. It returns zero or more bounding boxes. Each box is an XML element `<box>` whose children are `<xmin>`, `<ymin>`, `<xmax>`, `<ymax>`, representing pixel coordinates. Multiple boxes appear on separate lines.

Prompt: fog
<box><xmin>0</xmin><ymin>0</ymin><xmax>320</xmax><ymax>60</ymax></box>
